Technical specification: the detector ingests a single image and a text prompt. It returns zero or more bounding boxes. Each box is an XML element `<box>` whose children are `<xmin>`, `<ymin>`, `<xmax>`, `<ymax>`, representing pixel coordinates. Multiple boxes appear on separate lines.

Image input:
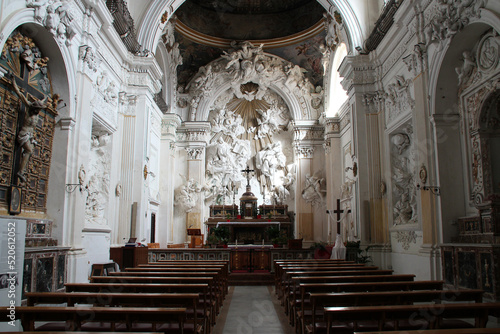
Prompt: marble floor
<box><xmin>213</xmin><ymin>285</ymin><xmax>294</xmax><ymax>334</ymax></box>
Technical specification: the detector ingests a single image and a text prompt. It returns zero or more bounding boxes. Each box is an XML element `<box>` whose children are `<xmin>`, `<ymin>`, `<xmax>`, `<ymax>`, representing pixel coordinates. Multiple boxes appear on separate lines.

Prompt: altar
<box><xmin>206</xmin><ymin>217</ymin><xmax>292</xmax><ymax>244</ymax></box>
<box><xmin>205</xmin><ymin>166</ymin><xmax>293</xmax><ymax>244</ymax></box>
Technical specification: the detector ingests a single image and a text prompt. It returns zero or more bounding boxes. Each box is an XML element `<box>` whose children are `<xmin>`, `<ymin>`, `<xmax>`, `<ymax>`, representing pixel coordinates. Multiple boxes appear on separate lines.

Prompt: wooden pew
<box><xmin>90</xmin><ymin>276</ymin><xmax>222</xmax><ymax>319</ymax></box>
<box><xmin>105</xmin><ymin>271</ymin><xmax>225</xmax><ymax>311</ymax></box>
<box><xmin>293</xmin><ymin>280</ymin><xmax>445</xmax><ymax>332</ymax></box>
<box><xmin>323</xmin><ymin>303</ymin><xmax>500</xmax><ymax>334</ymax></box>
<box><xmin>108</xmin><ymin>271</ymin><xmax>226</xmax><ymax>299</ymax></box>
<box><xmin>276</xmin><ymin>266</ymin><xmax>380</xmax><ymax>297</ymax></box>
<box><xmin>0</xmin><ymin>306</ymin><xmax>186</xmax><ymax>332</ymax></box>
<box><xmin>274</xmin><ymin>264</ymin><xmax>368</xmax><ymax>292</ymax></box>
<box><xmin>26</xmin><ymin>292</ymin><xmax>203</xmax><ymax>334</ymax></box>
<box><xmin>64</xmin><ymin>283</ymin><xmax>214</xmax><ymax>331</ymax></box>
<box><xmin>274</xmin><ymin>260</ymin><xmax>356</xmax><ymax>273</ymax></box>
<box><xmin>0</xmin><ymin>332</ymin><xmax>158</xmax><ymax>334</ymax></box>
<box><xmin>356</xmin><ymin>329</ymin><xmax>500</xmax><ymax>334</ymax></box>
<box><xmin>284</xmin><ymin>275</ymin><xmax>415</xmax><ymax>322</ymax></box>
<box><xmin>303</xmin><ymin>289</ymin><xmax>484</xmax><ymax>334</ymax></box>
<box><xmin>125</xmin><ymin>267</ymin><xmax>228</xmax><ymax>295</ymax></box>
<box><xmin>280</xmin><ymin>270</ymin><xmax>395</xmax><ymax>306</ymax></box>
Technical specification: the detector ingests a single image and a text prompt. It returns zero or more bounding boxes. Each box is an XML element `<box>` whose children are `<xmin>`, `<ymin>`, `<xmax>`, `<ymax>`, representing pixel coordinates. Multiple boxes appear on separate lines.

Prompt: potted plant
<box><xmin>207</xmin><ymin>233</ymin><xmax>219</xmax><ymax>248</ymax></box>
<box><xmin>212</xmin><ymin>226</ymin><xmax>230</xmax><ymax>247</ymax></box>
<box><xmin>272</xmin><ymin>236</ymin><xmax>288</xmax><ymax>248</ymax></box>
<box><xmin>346</xmin><ymin>240</ymin><xmax>372</xmax><ymax>263</ymax></box>
<box><xmin>265</xmin><ymin>225</ymin><xmax>280</xmax><ymax>241</ymax></box>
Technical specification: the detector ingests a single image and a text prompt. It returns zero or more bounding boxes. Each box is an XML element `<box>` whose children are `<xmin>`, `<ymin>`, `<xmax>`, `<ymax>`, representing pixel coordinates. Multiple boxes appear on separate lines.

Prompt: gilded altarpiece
<box><xmin>0</xmin><ymin>31</ymin><xmax>58</xmax><ymax>214</ymax></box>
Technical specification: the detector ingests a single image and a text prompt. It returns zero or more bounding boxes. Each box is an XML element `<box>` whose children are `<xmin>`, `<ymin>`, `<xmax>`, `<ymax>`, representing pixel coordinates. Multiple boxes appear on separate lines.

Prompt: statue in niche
<box><xmin>256</xmin><ymin>142</ymin><xmax>287</xmax><ymax>189</ymax></box>
<box><xmin>9</xmin><ymin>76</ymin><xmax>50</xmax><ymax>182</ymax></box>
<box><xmin>302</xmin><ymin>173</ymin><xmax>325</xmax><ymax>206</ymax></box>
<box><xmin>455</xmin><ymin>51</ymin><xmax>476</xmax><ymax>86</ymax></box>
<box><xmin>319</xmin><ymin>44</ymin><xmax>331</xmax><ymax>75</ymax></box>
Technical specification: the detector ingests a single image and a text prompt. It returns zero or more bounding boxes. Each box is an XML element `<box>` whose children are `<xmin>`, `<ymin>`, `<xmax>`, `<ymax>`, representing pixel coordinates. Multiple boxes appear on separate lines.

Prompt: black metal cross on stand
<box><xmin>241</xmin><ymin>165</ymin><xmax>254</xmax><ymax>187</ymax></box>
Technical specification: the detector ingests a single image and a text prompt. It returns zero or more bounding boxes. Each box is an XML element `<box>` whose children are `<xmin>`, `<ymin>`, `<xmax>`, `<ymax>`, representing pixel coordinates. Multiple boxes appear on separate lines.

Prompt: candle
<box><xmin>262</xmin><ymin>239</ymin><xmax>264</xmax><ymax>246</ymax></box>
<box><xmin>235</xmin><ymin>239</ymin><xmax>238</xmax><ymax>246</ymax></box>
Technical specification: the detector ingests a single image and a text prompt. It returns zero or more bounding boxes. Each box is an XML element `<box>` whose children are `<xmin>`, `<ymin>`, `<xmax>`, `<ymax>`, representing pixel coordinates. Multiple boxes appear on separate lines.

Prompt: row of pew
<box><xmin>274</xmin><ymin>259</ymin><xmax>500</xmax><ymax>334</ymax></box>
<box><xmin>1</xmin><ymin>259</ymin><xmax>230</xmax><ymax>333</ymax></box>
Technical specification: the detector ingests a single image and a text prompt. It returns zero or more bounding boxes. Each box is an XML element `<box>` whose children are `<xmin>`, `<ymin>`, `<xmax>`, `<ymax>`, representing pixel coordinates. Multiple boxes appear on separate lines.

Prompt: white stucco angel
<box><xmin>255</xmin><ymin>107</ymin><xmax>279</xmax><ymax>139</ymax></box>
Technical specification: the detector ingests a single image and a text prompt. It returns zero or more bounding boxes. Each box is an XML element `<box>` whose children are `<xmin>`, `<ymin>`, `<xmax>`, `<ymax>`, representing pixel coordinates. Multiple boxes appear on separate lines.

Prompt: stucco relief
<box><xmin>174</xmin><ymin>175</ymin><xmax>202</xmax><ymax>213</ymax></box>
<box><xmin>85</xmin><ymin>134</ymin><xmax>111</xmax><ymax>226</ymax></box>
<box><xmin>403</xmin><ymin>43</ymin><xmax>426</xmax><ymax>77</ymax></box>
<box><xmin>79</xmin><ymin>45</ymin><xmax>101</xmax><ymax>73</ymax></box>
<box><xmin>27</xmin><ymin>0</ymin><xmax>77</xmax><ymax>45</ymax></box>
<box><xmin>184</xmin><ymin>41</ymin><xmax>321</xmax><ymax>121</ymax></box>
<box><xmin>394</xmin><ymin>230</ymin><xmax>418</xmax><ymax>251</ymax></box>
<box><xmin>391</xmin><ymin>127</ymin><xmax>417</xmax><ymax>226</ymax></box>
<box><xmin>302</xmin><ymin>173</ymin><xmax>325</xmax><ymax>206</ymax></box>
<box><xmin>384</xmin><ymin>76</ymin><xmax>414</xmax><ymax>127</ymax></box>
<box><xmin>424</xmin><ymin>0</ymin><xmax>485</xmax><ymax>46</ymax></box>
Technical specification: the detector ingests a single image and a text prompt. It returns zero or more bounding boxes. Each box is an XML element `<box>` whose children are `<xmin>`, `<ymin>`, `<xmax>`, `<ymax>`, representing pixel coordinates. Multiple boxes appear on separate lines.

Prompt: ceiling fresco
<box><xmin>173</xmin><ymin>0</ymin><xmax>328</xmax><ymax>90</ymax></box>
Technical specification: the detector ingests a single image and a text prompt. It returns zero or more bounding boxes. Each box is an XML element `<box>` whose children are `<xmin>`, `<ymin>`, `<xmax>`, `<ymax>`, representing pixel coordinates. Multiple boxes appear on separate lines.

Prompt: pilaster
<box><xmin>158</xmin><ymin>114</ymin><xmax>182</xmax><ymax>247</ymax></box>
<box><xmin>177</xmin><ymin>122</ymin><xmax>210</xmax><ymax>238</ymax></box>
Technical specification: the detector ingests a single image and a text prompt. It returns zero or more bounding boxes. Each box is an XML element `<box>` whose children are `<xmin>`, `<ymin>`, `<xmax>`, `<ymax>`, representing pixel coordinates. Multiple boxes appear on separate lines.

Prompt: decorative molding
<box><xmin>183</xmin><ymin>41</ymin><xmax>321</xmax><ymax>121</ymax></box>
<box><xmin>79</xmin><ymin>45</ymin><xmax>101</xmax><ymax>72</ymax></box>
<box><xmin>384</xmin><ymin>76</ymin><xmax>415</xmax><ymax>127</ymax></box>
<box><xmin>295</xmin><ymin>146</ymin><xmax>315</xmax><ymax>159</ymax></box>
<box><xmin>58</xmin><ymin>117</ymin><xmax>76</xmax><ymax>130</ymax></box>
<box><xmin>402</xmin><ymin>43</ymin><xmax>427</xmax><ymax>77</ymax></box>
<box><xmin>394</xmin><ymin>230</ymin><xmax>417</xmax><ymax>250</ymax></box>
<box><xmin>186</xmin><ymin>147</ymin><xmax>204</xmax><ymax>160</ymax></box>
<box><xmin>424</xmin><ymin>0</ymin><xmax>485</xmax><ymax>46</ymax></box>
<box><xmin>26</xmin><ymin>0</ymin><xmax>77</xmax><ymax>46</ymax></box>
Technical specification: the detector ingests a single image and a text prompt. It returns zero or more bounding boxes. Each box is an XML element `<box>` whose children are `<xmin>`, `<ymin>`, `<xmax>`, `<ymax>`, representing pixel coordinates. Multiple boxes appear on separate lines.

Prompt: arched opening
<box><xmin>327</xmin><ymin>42</ymin><xmax>348</xmax><ymax>117</ymax></box>
<box><xmin>0</xmin><ymin>24</ymin><xmax>71</xmax><ymax>242</ymax></box>
<box><xmin>431</xmin><ymin>22</ymin><xmax>493</xmax><ymax>243</ymax></box>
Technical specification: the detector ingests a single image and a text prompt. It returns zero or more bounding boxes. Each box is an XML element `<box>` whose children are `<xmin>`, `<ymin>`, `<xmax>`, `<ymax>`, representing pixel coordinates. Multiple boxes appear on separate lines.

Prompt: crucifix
<box><xmin>333</xmin><ymin>199</ymin><xmax>352</xmax><ymax>234</ymax></box>
<box><xmin>333</xmin><ymin>199</ymin><xmax>344</xmax><ymax>234</ymax></box>
<box><xmin>241</xmin><ymin>165</ymin><xmax>254</xmax><ymax>188</ymax></box>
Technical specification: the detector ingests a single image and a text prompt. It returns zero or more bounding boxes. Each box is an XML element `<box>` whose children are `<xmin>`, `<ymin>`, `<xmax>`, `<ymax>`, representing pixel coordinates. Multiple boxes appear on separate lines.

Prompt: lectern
<box><xmin>187</xmin><ymin>228</ymin><xmax>203</xmax><ymax>248</ymax></box>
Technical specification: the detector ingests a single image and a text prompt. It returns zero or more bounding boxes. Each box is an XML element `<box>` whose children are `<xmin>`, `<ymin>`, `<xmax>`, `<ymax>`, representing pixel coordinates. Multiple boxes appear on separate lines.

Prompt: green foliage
<box><xmin>208</xmin><ymin>226</ymin><xmax>230</xmax><ymax>245</ymax></box>
<box><xmin>265</xmin><ymin>225</ymin><xmax>280</xmax><ymax>239</ymax></box>
<box><xmin>346</xmin><ymin>240</ymin><xmax>372</xmax><ymax>264</ymax></box>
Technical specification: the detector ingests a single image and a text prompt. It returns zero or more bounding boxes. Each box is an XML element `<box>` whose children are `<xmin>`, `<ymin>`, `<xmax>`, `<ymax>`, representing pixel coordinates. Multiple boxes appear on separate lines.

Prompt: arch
<box><xmin>137</xmin><ymin>0</ymin><xmax>364</xmax><ymax>56</ymax></box>
<box><xmin>326</xmin><ymin>42</ymin><xmax>348</xmax><ymax>117</ymax></box>
<box><xmin>428</xmin><ymin>12</ymin><xmax>500</xmax><ymax>242</ymax></box>
<box><xmin>0</xmin><ymin>9</ymin><xmax>76</xmax><ymax>119</ymax></box>
<box><xmin>0</xmin><ymin>10</ymin><xmax>76</xmax><ymax>246</ymax></box>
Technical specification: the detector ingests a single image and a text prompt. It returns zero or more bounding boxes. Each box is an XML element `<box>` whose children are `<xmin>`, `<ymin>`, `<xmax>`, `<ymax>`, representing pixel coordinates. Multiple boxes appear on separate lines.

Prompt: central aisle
<box><xmin>214</xmin><ymin>285</ymin><xmax>293</xmax><ymax>334</ymax></box>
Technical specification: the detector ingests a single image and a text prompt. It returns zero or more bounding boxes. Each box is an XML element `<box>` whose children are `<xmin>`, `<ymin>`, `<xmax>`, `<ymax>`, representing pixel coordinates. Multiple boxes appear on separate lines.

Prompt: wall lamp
<box><xmin>416</xmin><ymin>183</ymin><xmax>441</xmax><ymax>196</ymax></box>
<box><xmin>416</xmin><ymin>165</ymin><xmax>440</xmax><ymax>195</ymax></box>
<box><xmin>66</xmin><ymin>165</ymin><xmax>89</xmax><ymax>193</ymax></box>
